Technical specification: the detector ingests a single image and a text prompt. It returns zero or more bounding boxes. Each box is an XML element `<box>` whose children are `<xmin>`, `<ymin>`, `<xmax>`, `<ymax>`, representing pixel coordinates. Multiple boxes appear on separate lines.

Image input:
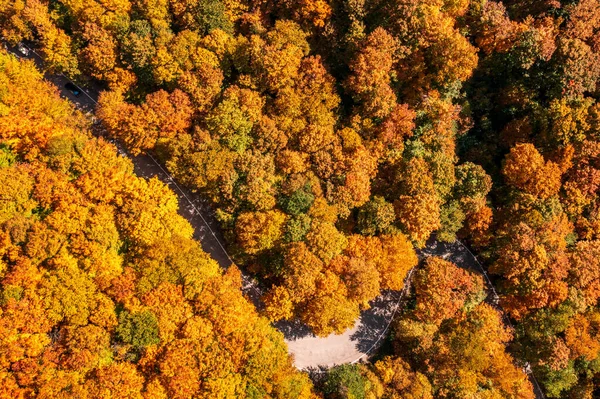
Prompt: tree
<box><xmin>85</xmin><ymin>363</ymin><xmax>145</xmax><ymax>399</ymax></box>
<box><xmin>491</xmin><ymin>213</ymin><xmax>573</xmax><ymax>320</ymax></box>
<box><xmin>356</xmin><ymin>196</ymin><xmax>395</xmax><ymax>236</ymax></box>
<box><xmin>550</xmin><ymin>38</ymin><xmax>600</xmax><ymax>99</ymax></box>
<box><xmin>413</xmin><ymin>257</ymin><xmax>484</xmax><ymax>325</ymax></box>
<box><xmin>346</xmin><ymin>27</ymin><xmax>398</xmax><ymax>119</ymax></box>
<box><xmin>503</xmin><ymin>143</ymin><xmax>562</xmax><ymax>199</ymax></box>
<box><xmin>569</xmin><ymin>240</ymin><xmax>600</xmax><ymax>307</ymax></box>
<box><xmin>377</xmin><ymin>104</ymin><xmax>416</xmax><ymax>163</ymax></box>
<box><xmin>564</xmin><ymin>312</ymin><xmax>600</xmax><ymax>362</ymax></box>
<box><xmin>305</xmin><ymin>220</ymin><xmax>347</xmax><ymax>263</ymax></box>
<box><xmin>205</xmin><ymin>85</ymin><xmax>263</xmax><ymax>153</ymax></box>
<box><xmin>0</xmin><ymin>51</ymin><xmax>317</xmax><ymax>399</ymax></box>
<box><xmin>300</xmin><ymin>289</ymin><xmax>360</xmax><ymax>336</ymax></box>
<box><xmin>392</xmin><ymin>260</ymin><xmax>534</xmax><ymax>398</ymax></box>
<box><xmin>368</xmin><ymin>357</ymin><xmax>433</xmax><ymax>399</ymax></box>
<box><xmin>393</xmin><ymin>157</ymin><xmax>442</xmax><ymax>247</ymax></box>
<box><xmin>81</xmin><ymin>23</ymin><xmax>118</xmax><ymax>80</ymax></box>
<box><xmin>380</xmin><ymin>0</ymin><xmax>478</xmax><ymax>98</ymax></box>
<box><xmin>263</xmin><ymin>285</ymin><xmax>294</xmax><ymax>321</ymax></box>
<box><xmin>97</xmin><ymin>89</ymin><xmax>193</xmax><ymax>155</ymax></box>
<box><xmin>394</xmin><ymin>196</ymin><xmax>440</xmax><ymax>248</ymax></box>
<box><xmin>115</xmin><ymin>309</ymin><xmax>161</xmax><ymax>349</ymax></box>
<box><xmin>322</xmin><ymin>364</ymin><xmax>369</xmax><ymax>399</ymax></box>
<box><xmin>115</xmin><ymin>176</ymin><xmax>194</xmax><ymax>249</ymax></box>
<box><xmin>170</xmin><ymin>0</ymin><xmax>234</xmax><ymax>35</ymax></box>
<box><xmin>235</xmin><ymin>210</ymin><xmax>286</xmax><ymax>254</ymax></box>
<box><xmin>280</xmin><ymin>242</ymin><xmax>323</xmax><ymax>302</ymax></box>
<box><xmin>0</xmin><ymin>166</ymin><xmax>36</xmax><ymax>225</ymax></box>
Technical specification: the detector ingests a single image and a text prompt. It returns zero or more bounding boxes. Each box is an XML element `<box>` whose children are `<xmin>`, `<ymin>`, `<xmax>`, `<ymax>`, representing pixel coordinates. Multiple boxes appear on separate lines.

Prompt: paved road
<box><xmin>4</xmin><ymin>43</ymin><xmax>545</xmax><ymax>399</ymax></box>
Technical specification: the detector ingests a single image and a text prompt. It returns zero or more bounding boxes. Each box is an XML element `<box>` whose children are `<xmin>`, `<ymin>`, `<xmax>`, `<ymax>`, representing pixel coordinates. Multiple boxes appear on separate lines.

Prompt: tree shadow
<box><xmin>274</xmin><ymin>318</ymin><xmax>315</xmax><ymax>341</ymax></box>
<box><xmin>350</xmin><ymin>290</ymin><xmax>401</xmax><ymax>355</ymax></box>
<box><xmin>278</xmin><ymin>237</ymin><xmax>493</xmax><ymax>364</ymax></box>
<box><xmin>419</xmin><ymin>237</ymin><xmax>479</xmax><ymax>272</ymax></box>
<box><xmin>351</xmin><ymin>237</ymin><xmax>488</xmax><ymax>357</ymax></box>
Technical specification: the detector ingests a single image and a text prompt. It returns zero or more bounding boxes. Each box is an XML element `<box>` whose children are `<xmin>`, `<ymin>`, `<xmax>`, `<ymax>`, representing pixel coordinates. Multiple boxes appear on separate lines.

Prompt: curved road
<box><xmin>5</xmin><ymin>43</ymin><xmax>545</xmax><ymax>398</ymax></box>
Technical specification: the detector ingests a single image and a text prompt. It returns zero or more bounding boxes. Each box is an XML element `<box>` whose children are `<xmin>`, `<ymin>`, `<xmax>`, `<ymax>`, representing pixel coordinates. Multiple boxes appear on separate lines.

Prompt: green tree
<box><xmin>115</xmin><ymin>309</ymin><xmax>161</xmax><ymax>349</ymax></box>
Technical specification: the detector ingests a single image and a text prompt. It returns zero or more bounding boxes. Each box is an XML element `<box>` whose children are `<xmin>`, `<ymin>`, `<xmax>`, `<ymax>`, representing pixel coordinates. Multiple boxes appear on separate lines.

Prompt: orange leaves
<box><xmin>115</xmin><ymin>176</ymin><xmax>193</xmax><ymax>249</ymax></box>
<box><xmin>175</xmin><ymin>47</ymin><xmax>223</xmax><ymax>112</ymax></box>
<box><xmin>294</xmin><ymin>0</ymin><xmax>332</xmax><ymax>28</ymax></box>
<box><xmin>370</xmin><ymin>357</ymin><xmax>433</xmax><ymax>399</ymax></box>
<box><xmin>266</xmin><ymin>232</ymin><xmax>417</xmax><ymax>335</ymax></box>
<box><xmin>564</xmin><ymin>312</ymin><xmax>600</xmax><ymax>362</ymax></box>
<box><xmin>377</xmin><ymin>234</ymin><xmax>418</xmax><ymax>291</ymax></box>
<box><xmin>85</xmin><ymin>363</ymin><xmax>145</xmax><ymax>399</ymax></box>
<box><xmin>377</xmin><ymin>104</ymin><xmax>416</xmax><ymax>161</ymax></box>
<box><xmin>413</xmin><ymin>257</ymin><xmax>484</xmax><ymax>325</ymax></box>
<box><xmin>305</xmin><ymin>220</ymin><xmax>348</xmax><ymax>263</ymax></box>
<box><xmin>72</xmin><ymin>138</ymin><xmax>133</xmax><ymax>204</ymax></box>
<box><xmin>344</xmin><ymin>233</ymin><xmax>417</xmax><ymax>292</ymax></box>
<box><xmin>264</xmin><ymin>285</ymin><xmax>294</xmax><ymax>321</ymax></box>
<box><xmin>98</xmin><ymin>89</ymin><xmax>193</xmax><ymax>155</ymax></box>
<box><xmin>392</xmin><ymin>258</ymin><xmax>534</xmax><ymax>399</ymax></box>
<box><xmin>145</xmin><ymin>89</ymin><xmax>194</xmax><ymax>140</ymax></box>
<box><xmin>475</xmin><ymin>2</ymin><xmax>527</xmax><ymax>54</ymax></box>
<box><xmin>394</xmin><ymin>195</ymin><xmax>441</xmax><ymax>248</ymax></box>
<box><xmin>142</xmin><ymin>282</ymin><xmax>193</xmax><ymax>343</ymax></box>
<box><xmin>441</xmin><ymin>304</ymin><xmax>534</xmax><ymax>399</ymax></box>
<box><xmin>346</xmin><ymin>27</ymin><xmax>399</xmax><ymax>119</ymax></box>
<box><xmin>335</xmin><ymin>255</ymin><xmax>380</xmax><ymax>307</ymax></box>
<box><xmin>382</xmin><ymin>0</ymin><xmax>478</xmax><ymax>97</ymax></box>
<box><xmin>569</xmin><ymin>240</ymin><xmax>600</xmax><ymax>306</ymax></box>
<box><xmin>329</xmin><ymin>144</ymin><xmax>379</xmax><ymax>213</ymax></box>
<box><xmin>281</xmin><ymin>242</ymin><xmax>324</xmax><ymax>301</ymax></box>
<box><xmin>564</xmin><ymin>0</ymin><xmax>600</xmax><ymax>41</ymax></box>
<box><xmin>0</xmin><ymin>166</ymin><xmax>36</xmax><ymax>225</ymax></box>
<box><xmin>491</xmin><ymin>214</ymin><xmax>573</xmax><ymax>319</ymax></box>
<box><xmin>394</xmin><ymin>158</ymin><xmax>442</xmax><ymax>247</ymax></box>
<box><xmin>272</xmin><ymin>54</ymin><xmax>339</xmax><ymax>153</ymax></box>
<box><xmin>0</xmin><ymin>53</ymin><xmax>85</xmax><ymax>160</ymax></box>
<box><xmin>503</xmin><ymin>143</ymin><xmax>562</xmax><ymax>199</ymax></box>
<box><xmin>81</xmin><ymin>23</ymin><xmax>118</xmax><ymax>80</ymax></box>
<box><xmin>300</xmin><ymin>289</ymin><xmax>360</xmax><ymax>336</ymax></box>
<box><xmin>22</xmin><ymin>0</ymin><xmax>79</xmax><ymax>75</ymax></box>
<box><xmin>62</xmin><ymin>324</ymin><xmax>111</xmax><ymax>371</ymax></box>
<box><xmin>247</xmin><ymin>20</ymin><xmax>310</xmax><ymax>92</ymax></box>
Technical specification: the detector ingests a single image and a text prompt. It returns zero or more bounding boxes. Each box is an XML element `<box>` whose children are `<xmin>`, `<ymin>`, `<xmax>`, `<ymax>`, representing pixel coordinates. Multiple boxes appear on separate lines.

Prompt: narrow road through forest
<box><xmin>4</xmin><ymin>43</ymin><xmax>545</xmax><ymax>399</ymax></box>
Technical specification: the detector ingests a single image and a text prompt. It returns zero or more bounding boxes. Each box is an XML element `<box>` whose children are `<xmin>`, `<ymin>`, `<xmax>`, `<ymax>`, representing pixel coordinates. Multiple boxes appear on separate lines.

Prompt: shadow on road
<box><xmin>419</xmin><ymin>237</ymin><xmax>478</xmax><ymax>272</ymax></box>
<box><xmin>351</xmin><ymin>290</ymin><xmax>400</xmax><ymax>354</ymax></box>
<box><xmin>274</xmin><ymin>319</ymin><xmax>315</xmax><ymax>341</ymax></box>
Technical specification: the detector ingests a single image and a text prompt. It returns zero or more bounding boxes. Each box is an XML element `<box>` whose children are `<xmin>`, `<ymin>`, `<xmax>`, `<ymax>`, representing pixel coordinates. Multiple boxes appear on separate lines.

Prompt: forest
<box><xmin>1</xmin><ymin>0</ymin><xmax>600</xmax><ymax>397</ymax></box>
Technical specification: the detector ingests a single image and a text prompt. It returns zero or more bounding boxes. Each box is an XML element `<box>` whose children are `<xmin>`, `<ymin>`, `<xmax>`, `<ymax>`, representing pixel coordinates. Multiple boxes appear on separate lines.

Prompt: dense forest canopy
<box><xmin>1</xmin><ymin>0</ymin><xmax>485</xmax><ymax>336</ymax></box>
<box><xmin>3</xmin><ymin>0</ymin><xmax>600</xmax><ymax>397</ymax></box>
<box><xmin>0</xmin><ymin>51</ymin><xmax>315</xmax><ymax>399</ymax></box>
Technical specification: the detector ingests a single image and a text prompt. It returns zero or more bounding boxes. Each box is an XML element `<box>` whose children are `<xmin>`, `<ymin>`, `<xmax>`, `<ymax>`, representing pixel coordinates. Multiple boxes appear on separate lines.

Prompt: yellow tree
<box><xmin>235</xmin><ymin>210</ymin><xmax>286</xmax><ymax>254</ymax></box>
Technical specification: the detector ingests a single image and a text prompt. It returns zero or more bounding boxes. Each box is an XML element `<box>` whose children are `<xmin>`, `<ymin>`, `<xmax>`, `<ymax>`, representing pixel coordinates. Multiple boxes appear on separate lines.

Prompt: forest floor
<box><xmin>4</xmin><ymin>43</ymin><xmax>545</xmax><ymax>398</ymax></box>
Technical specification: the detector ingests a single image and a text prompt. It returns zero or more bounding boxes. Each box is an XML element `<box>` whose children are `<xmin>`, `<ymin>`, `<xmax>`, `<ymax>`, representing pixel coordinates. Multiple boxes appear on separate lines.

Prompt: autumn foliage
<box><xmin>0</xmin><ymin>52</ymin><xmax>315</xmax><ymax>399</ymax></box>
<box><xmin>7</xmin><ymin>0</ymin><xmax>600</xmax><ymax>397</ymax></box>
